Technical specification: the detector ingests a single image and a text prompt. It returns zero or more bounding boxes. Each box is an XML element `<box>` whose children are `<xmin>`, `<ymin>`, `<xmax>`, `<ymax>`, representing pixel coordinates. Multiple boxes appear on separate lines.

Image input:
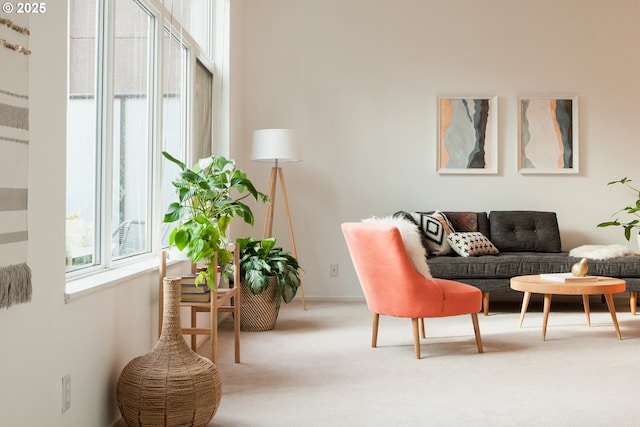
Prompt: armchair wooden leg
<box><xmin>371</xmin><ymin>313</ymin><xmax>379</xmax><ymax>348</ymax></box>
<box><xmin>471</xmin><ymin>313</ymin><xmax>483</xmax><ymax>353</ymax></box>
<box><xmin>419</xmin><ymin>318</ymin><xmax>426</xmax><ymax>339</ymax></box>
<box><xmin>412</xmin><ymin>318</ymin><xmax>421</xmax><ymax>359</ymax></box>
<box><xmin>630</xmin><ymin>291</ymin><xmax>637</xmax><ymax>315</ymax></box>
<box><xmin>482</xmin><ymin>292</ymin><xmax>490</xmax><ymax>316</ymax></box>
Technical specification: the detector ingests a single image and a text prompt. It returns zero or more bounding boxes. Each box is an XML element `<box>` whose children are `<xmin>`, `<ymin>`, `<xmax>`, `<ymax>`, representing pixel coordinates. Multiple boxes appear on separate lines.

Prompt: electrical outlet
<box><xmin>330</xmin><ymin>264</ymin><xmax>338</xmax><ymax>277</ymax></box>
<box><xmin>62</xmin><ymin>374</ymin><xmax>71</xmax><ymax>413</ymax></box>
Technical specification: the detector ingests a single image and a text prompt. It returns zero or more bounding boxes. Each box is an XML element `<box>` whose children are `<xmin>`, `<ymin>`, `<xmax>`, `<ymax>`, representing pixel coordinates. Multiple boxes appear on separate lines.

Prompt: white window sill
<box><xmin>65</xmin><ymin>257</ymin><xmax>161</xmax><ymax>303</ymax></box>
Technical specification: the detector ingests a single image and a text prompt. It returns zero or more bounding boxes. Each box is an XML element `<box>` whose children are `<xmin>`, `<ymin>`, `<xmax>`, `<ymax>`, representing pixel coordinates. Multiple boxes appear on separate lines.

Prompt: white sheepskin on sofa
<box><xmin>362</xmin><ymin>215</ymin><xmax>433</xmax><ymax>280</ymax></box>
<box><xmin>569</xmin><ymin>244</ymin><xmax>634</xmax><ymax>260</ymax></box>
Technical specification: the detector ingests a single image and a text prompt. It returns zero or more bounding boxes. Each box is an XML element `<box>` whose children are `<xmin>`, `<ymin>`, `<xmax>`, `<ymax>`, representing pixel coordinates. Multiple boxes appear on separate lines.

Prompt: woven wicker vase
<box><xmin>117</xmin><ymin>277</ymin><xmax>222</xmax><ymax>427</ymax></box>
<box><xmin>240</xmin><ymin>276</ymin><xmax>280</xmax><ymax>332</ymax></box>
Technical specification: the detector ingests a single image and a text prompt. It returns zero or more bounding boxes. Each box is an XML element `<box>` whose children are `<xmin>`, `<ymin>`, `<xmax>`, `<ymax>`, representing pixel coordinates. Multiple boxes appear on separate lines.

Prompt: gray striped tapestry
<box><xmin>0</xmin><ymin>15</ymin><xmax>31</xmax><ymax>308</ymax></box>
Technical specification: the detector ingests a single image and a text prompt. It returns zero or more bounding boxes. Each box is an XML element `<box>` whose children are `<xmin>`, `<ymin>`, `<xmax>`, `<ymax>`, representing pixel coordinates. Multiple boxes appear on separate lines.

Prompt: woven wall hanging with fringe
<box><xmin>0</xmin><ymin>14</ymin><xmax>31</xmax><ymax>309</ymax></box>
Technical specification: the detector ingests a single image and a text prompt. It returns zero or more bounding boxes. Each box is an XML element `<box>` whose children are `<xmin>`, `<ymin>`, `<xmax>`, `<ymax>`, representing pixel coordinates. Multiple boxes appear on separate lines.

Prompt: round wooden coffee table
<box><xmin>510</xmin><ymin>275</ymin><xmax>626</xmax><ymax>340</ymax></box>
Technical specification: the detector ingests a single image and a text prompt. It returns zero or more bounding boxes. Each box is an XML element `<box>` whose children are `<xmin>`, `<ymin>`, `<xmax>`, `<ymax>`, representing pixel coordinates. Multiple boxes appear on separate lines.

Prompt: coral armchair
<box><xmin>341</xmin><ymin>222</ymin><xmax>483</xmax><ymax>359</ymax></box>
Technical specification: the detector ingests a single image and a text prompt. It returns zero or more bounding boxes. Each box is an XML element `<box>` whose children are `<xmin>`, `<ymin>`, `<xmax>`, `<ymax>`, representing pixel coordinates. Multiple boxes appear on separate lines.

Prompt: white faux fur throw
<box><xmin>569</xmin><ymin>244</ymin><xmax>634</xmax><ymax>260</ymax></box>
<box><xmin>362</xmin><ymin>215</ymin><xmax>433</xmax><ymax>280</ymax></box>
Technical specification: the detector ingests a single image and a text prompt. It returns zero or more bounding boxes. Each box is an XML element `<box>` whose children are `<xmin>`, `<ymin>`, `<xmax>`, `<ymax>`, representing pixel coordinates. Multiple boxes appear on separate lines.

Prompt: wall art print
<box><xmin>437</xmin><ymin>96</ymin><xmax>498</xmax><ymax>174</ymax></box>
<box><xmin>0</xmin><ymin>15</ymin><xmax>31</xmax><ymax>309</ymax></box>
<box><xmin>518</xmin><ymin>96</ymin><xmax>578</xmax><ymax>174</ymax></box>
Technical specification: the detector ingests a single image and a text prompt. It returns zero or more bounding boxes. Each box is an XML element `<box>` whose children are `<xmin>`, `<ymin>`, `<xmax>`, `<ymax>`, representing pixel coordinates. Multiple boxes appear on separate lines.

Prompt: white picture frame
<box><xmin>518</xmin><ymin>95</ymin><xmax>579</xmax><ymax>174</ymax></box>
<box><xmin>437</xmin><ymin>96</ymin><xmax>498</xmax><ymax>175</ymax></box>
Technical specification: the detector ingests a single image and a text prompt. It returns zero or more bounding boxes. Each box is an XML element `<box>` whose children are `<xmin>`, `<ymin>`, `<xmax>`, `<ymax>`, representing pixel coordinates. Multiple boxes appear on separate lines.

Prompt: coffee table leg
<box><xmin>582</xmin><ymin>294</ymin><xmax>591</xmax><ymax>327</ymax></box>
<box><xmin>519</xmin><ymin>291</ymin><xmax>531</xmax><ymax>327</ymax></box>
<box><xmin>542</xmin><ymin>294</ymin><xmax>552</xmax><ymax>340</ymax></box>
<box><xmin>604</xmin><ymin>293</ymin><xmax>622</xmax><ymax>340</ymax></box>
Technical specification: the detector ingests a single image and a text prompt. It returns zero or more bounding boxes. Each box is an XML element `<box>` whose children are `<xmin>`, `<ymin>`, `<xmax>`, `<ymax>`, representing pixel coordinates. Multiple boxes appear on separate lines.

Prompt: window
<box><xmin>160</xmin><ymin>29</ymin><xmax>186</xmax><ymax>247</ymax></box>
<box><xmin>163</xmin><ymin>0</ymin><xmax>212</xmax><ymax>56</ymax></box>
<box><xmin>193</xmin><ymin>60</ymin><xmax>213</xmax><ymax>162</ymax></box>
<box><xmin>66</xmin><ymin>0</ymin><xmax>215</xmax><ymax>278</ymax></box>
<box><xmin>111</xmin><ymin>0</ymin><xmax>152</xmax><ymax>260</ymax></box>
<box><xmin>66</xmin><ymin>0</ymin><xmax>99</xmax><ymax>270</ymax></box>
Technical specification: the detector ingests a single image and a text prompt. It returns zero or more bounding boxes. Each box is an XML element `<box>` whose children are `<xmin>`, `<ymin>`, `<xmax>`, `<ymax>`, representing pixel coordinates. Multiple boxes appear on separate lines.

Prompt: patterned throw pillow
<box><xmin>443</xmin><ymin>211</ymin><xmax>478</xmax><ymax>232</ymax></box>
<box><xmin>393</xmin><ymin>211</ymin><xmax>455</xmax><ymax>256</ymax></box>
<box><xmin>447</xmin><ymin>232</ymin><xmax>499</xmax><ymax>257</ymax></box>
<box><xmin>416</xmin><ymin>211</ymin><xmax>455</xmax><ymax>256</ymax></box>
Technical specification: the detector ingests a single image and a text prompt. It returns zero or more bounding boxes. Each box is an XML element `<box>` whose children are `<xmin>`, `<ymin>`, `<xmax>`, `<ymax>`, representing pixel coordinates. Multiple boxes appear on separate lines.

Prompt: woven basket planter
<box><xmin>117</xmin><ymin>277</ymin><xmax>222</xmax><ymax>426</ymax></box>
<box><xmin>240</xmin><ymin>276</ymin><xmax>280</xmax><ymax>332</ymax></box>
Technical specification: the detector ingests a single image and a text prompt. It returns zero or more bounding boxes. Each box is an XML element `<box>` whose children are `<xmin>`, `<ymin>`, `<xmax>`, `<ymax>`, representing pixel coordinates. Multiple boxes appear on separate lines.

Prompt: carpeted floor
<box><xmin>208</xmin><ymin>297</ymin><xmax>640</xmax><ymax>427</ymax></box>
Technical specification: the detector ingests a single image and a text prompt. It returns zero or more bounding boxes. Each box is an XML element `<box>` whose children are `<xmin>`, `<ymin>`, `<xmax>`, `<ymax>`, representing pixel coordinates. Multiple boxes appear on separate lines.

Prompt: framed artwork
<box><xmin>437</xmin><ymin>96</ymin><xmax>498</xmax><ymax>174</ymax></box>
<box><xmin>518</xmin><ymin>95</ymin><xmax>578</xmax><ymax>174</ymax></box>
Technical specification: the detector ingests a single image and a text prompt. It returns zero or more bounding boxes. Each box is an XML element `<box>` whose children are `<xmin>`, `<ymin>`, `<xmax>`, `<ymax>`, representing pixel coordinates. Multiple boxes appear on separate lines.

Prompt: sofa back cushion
<box><xmin>489</xmin><ymin>211</ymin><xmax>561</xmax><ymax>252</ymax></box>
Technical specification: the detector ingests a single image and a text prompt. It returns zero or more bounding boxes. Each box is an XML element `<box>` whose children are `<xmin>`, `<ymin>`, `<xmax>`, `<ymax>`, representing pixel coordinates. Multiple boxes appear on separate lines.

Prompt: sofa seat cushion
<box><xmin>428</xmin><ymin>252</ymin><xmax>640</xmax><ymax>281</ymax></box>
<box><xmin>427</xmin><ymin>252</ymin><xmax>574</xmax><ymax>279</ymax></box>
<box><xmin>580</xmin><ymin>256</ymin><xmax>640</xmax><ymax>278</ymax></box>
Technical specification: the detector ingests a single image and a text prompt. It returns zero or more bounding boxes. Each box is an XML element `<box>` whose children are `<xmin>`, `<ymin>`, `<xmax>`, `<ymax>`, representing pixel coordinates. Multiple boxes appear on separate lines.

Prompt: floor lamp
<box><xmin>252</xmin><ymin>129</ymin><xmax>306</xmax><ymax>310</ymax></box>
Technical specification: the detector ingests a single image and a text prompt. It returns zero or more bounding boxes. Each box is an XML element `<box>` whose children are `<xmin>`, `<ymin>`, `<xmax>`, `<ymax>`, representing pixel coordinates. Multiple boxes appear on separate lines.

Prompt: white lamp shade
<box><xmin>251</xmin><ymin>129</ymin><xmax>301</xmax><ymax>162</ymax></box>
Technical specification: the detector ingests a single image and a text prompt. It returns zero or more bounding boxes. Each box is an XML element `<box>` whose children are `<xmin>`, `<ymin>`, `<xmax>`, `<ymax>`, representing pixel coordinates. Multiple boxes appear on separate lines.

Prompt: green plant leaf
<box><xmin>245</xmin><ymin>269</ymin><xmax>268</xmax><ymax>294</ymax></box>
<box><xmin>161</xmin><ymin>151</ymin><xmax>185</xmax><ymax>171</ymax></box>
<box><xmin>261</xmin><ymin>238</ymin><xmax>277</xmax><ymax>253</ymax></box>
<box><xmin>173</xmin><ymin>229</ymin><xmax>190</xmax><ymax>250</ymax></box>
<box><xmin>217</xmin><ymin>216</ymin><xmax>232</xmax><ymax>235</ymax></box>
<box><xmin>597</xmin><ymin>221</ymin><xmax>620</xmax><ymax>228</ymax></box>
<box><xmin>197</xmin><ymin>156</ymin><xmax>213</xmax><ymax>171</ymax></box>
<box><xmin>187</xmin><ymin>238</ymin><xmax>206</xmax><ymax>260</ymax></box>
<box><xmin>599</xmin><ymin>177</ymin><xmax>640</xmax><ymax>239</ymax></box>
<box><xmin>163</xmin><ymin>202</ymin><xmax>183</xmax><ymax>223</ymax></box>
<box><xmin>180</xmin><ymin>170</ymin><xmax>202</xmax><ymax>184</ymax></box>
<box><xmin>235</xmin><ymin>202</ymin><xmax>255</xmax><ymax>225</ymax></box>
<box><xmin>177</xmin><ymin>187</ymin><xmax>194</xmax><ymax>204</ymax></box>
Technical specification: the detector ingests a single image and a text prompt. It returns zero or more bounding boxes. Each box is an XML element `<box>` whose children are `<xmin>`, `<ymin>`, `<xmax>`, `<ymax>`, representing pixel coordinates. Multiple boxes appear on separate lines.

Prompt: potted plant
<box><xmin>162</xmin><ymin>151</ymin><xmax>268</xmax><ymax>288</ymax></box>
<box><xmin>236</xmin><ymin>236</ymin><xmax>302</xmax><ymax>331</ymax></box>
<box><xmin>597</xmin><ymin>177</ymin><xmax>640</xmax><ymax>248</ymax></box>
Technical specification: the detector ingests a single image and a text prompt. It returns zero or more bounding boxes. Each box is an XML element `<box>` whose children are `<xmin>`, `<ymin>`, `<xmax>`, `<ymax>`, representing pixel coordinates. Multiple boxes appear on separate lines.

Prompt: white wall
<box><xmin>0</xmin><ymin>1</ymin><xmax>638</xmax><ymax>425</ymax></box>
<box><xmin>0</xmin><ymin>6</ymin><xmax>185</xmax><ymax>426</ymax></box>
<box><xmin>238</xmin><ymin>0</ymin><xmax>640</xmax><ymax>299</ymax></box>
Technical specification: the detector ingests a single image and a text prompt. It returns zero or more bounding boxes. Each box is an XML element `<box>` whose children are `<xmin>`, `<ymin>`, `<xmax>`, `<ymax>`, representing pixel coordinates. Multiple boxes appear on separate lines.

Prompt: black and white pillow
<box><xmin>416</xmin><ymin>211</ymin><xmax>454</xmax><ymax>255</ymax></box>
<box><xmin>394</xmin><ymin>211</ymin><xmax>455</xmax><ymax>256</ymax></box>
<box><xmin>422</xmin><ymin>213</ymin><xmax>450</xmax><ymax>251</ymax></box>
<box><xmin>447</xmin><ymin>232</ymin><xmax>499</xmax><ymax>257</ymax></box>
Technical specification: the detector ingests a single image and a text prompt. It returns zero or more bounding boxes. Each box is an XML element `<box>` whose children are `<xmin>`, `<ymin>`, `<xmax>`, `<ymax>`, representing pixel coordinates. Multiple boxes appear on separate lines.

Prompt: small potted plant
<box><xmin>162</xmin><ymin>152</ymin><xmax>268</xmax><ymax>288</ymax></box>
<box><xmin>597</xmin><ymin>177</ymin><xmax>640</xmax><ymax>249</ymax></box>
<box><xmin>237</xmin><ymin>237</ymin><xmax>301</xmax><ymax>331</ymax></box>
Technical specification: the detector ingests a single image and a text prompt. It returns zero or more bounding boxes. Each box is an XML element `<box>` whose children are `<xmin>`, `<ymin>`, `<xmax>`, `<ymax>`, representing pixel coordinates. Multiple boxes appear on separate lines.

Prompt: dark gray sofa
<box><xmin>422</xmin><ymin>211</ymin><xmax>640</xmax><ymax>315</ymax></box>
